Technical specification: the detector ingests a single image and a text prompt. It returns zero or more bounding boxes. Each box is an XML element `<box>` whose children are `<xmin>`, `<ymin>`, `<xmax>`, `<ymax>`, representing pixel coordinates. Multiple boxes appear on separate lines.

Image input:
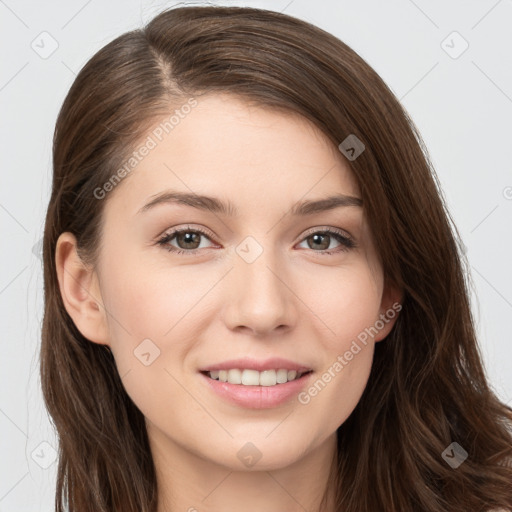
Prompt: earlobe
<box><xmin>55</xmin><ymin>232</ymin><xmax>110</xmax><ymax>346</ymax></box>
<box><xmin>374</xmin><ymin>281</ymin><xmax>403</xmax><ymax>342</ymax></box>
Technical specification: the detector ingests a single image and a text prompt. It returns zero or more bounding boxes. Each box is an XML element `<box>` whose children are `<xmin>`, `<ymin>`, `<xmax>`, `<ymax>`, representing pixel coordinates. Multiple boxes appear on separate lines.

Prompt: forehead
<box><xmin>105</xmin><ymin>93</ymin><xmax>361</xmax><ymax>218</ymax></box>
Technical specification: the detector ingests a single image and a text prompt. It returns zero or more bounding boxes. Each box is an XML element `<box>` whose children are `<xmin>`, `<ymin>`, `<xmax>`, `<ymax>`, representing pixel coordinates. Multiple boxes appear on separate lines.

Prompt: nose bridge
<box><xmin>225</xmin><ymin>234</ymin><xmax>297</xmax><ymax>334</ymax></box>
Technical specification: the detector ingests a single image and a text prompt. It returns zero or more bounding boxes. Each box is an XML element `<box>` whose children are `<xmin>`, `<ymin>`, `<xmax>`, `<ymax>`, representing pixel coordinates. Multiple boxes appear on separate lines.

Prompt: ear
<box><xmin>55</xmin><ymin>232</ymin><xmax>109</xmax><ymax>346</ymax></box>
<box><xmin>374</xmin><ymin>278</ymin><xmax>403</xmax><ymax>342</ymax></box>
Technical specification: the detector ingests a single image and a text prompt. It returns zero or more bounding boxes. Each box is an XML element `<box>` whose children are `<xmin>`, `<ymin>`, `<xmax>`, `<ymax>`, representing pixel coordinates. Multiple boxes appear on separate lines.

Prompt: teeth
<box><xmin>227</xmin><ymin>369</ymin><xmax>242</xmax><ymax>384</ymax></box>
<box><xmin>287</xmin><ymin>370</ymin><xmax>297</xmax><ymax>381</ymax></box>
<box><xmin>241</xmin><ymin>369</ymin><xmax>260</xmax><ymax>385</ymax></box>
<box><xmin>207</xmin><ymin>368</ymin><xmax>306</xmax><ymax>386</ymax></box>
<box><xmin>276</xmin><ymin>369</ymin><xmax>288</xmax><ymax>383</ymax></box>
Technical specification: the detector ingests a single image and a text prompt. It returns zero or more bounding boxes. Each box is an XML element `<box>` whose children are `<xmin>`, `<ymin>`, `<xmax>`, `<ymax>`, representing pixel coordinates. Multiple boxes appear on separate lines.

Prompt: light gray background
<box><xmin>1</xmin><ymin>0</ymin><xmax>511</xmax><ymax>509</ymax></box>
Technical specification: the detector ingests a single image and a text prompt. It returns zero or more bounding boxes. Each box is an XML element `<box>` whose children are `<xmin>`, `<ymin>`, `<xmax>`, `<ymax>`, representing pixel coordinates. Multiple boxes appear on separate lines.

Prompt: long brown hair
<box><xmin>41</xmin><ymin>5</ymin><xmax>512</xmax><ymax>511</ymax></box>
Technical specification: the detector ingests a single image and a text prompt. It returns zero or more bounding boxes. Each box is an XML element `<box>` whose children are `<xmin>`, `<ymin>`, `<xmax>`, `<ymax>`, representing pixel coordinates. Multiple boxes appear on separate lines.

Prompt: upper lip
<box><xmin>199</xmin><ymin>357</ymin><xmax>313</xmax><ymax>373</ymax></box>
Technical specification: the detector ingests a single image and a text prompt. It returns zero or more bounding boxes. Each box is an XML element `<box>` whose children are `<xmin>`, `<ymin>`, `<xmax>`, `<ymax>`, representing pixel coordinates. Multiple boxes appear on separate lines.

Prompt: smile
<box><xmin>203</xmin><ymin>368</ymin><xmax>312</xmax><ymax>386</ymax></box>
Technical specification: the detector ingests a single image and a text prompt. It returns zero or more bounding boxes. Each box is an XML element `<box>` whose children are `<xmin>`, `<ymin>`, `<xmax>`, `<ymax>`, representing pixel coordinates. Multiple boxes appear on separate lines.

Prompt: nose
<box><xmin>222</xmin><ymin>244</ymin><xmax>298</xmax><ymax>337</ymax></box>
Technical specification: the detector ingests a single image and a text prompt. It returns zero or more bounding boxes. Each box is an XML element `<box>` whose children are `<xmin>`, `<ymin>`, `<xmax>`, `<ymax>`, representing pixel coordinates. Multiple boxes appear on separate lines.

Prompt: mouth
<box><xmin>200</xmin><ymin>368</ymin><xmax>314</xmax><ymax>387</ymax></box>
<box><xmin>199</xmin><ymin>367</ymin><xmax>315</xmax><ymax>409</ymax></box>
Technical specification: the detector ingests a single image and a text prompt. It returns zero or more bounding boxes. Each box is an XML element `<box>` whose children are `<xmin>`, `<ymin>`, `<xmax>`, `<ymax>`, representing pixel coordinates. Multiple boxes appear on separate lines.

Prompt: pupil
<box><xmin>311</xmin><ymin>233</ymin><xmax>328</xmax><ymax>250</ymax></box>
<box><xmin>180</xmin><ymin>232</ymin><xmax>200</xmax><ymax>248</ymax></box>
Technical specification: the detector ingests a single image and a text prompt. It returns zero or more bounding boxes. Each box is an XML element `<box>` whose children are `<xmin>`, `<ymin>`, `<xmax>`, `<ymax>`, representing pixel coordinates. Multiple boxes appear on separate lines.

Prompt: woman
<box><xmin>40</xmin><ymin>5</ymin><xmax>512</xmax><ymax>511</ymax></box>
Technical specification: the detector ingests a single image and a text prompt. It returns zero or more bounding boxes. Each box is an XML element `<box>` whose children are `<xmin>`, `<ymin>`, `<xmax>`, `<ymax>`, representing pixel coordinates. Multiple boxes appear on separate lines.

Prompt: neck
<box><xmin>148</xmin><ymin>423</ymin><xmax>338</xmax><ymax>512</ymax></box>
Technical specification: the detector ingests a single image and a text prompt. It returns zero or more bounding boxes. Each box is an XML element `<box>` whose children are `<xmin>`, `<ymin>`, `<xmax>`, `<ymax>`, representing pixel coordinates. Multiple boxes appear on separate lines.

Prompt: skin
<box><xmin>56</xmin><ymin>93</ymin><xmax>401</xmax><ymax>512</ymax></box>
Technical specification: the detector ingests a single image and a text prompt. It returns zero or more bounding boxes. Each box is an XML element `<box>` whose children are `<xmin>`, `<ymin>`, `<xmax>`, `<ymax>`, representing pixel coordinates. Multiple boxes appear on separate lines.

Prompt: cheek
<box><xmin>97</xmin><ymin>259</ymin><xmax>199</xmax><ymax>421</ymax></box>
<box><xmin>293</xmin><ymin>265</ymin><xmax>382</xmax><ymax>429</ymax></box>
<box><xmin>297</xmin><ymin>344</ymin><xmax>374</xmax><ymax>441</ymax></box>
<box><xmin>98</xmin><ymin>251</ymin><xmax>218</xmax><ymax>382</ymax></box>
<box><xmin>100</xmin><ymin>251</ymin><xmax>209</xmax><ymax>339</ymax></box>
<box><xmin>301</xmin><ymin>262</ymin><xmax>383</xmax><ymax>346</ymax></box>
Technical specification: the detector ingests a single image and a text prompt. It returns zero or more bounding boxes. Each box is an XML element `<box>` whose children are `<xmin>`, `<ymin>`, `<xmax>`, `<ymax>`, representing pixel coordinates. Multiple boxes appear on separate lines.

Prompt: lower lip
<box><xmin>199</xmin><ymin>371</ymin><xmax>313</xmax><ymax>409</ymax></box>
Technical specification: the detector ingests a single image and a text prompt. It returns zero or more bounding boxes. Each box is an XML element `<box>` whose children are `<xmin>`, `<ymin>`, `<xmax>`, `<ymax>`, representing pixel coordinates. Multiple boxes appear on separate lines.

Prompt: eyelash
<box><xmin>156</xmin><ymin>225</ymin><xmax>356</xmax><ymax>256</ymax></box>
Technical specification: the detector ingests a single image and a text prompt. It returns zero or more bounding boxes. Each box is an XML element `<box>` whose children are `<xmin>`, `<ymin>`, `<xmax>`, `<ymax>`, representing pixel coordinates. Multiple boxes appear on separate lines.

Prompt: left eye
<box><xmin>296</xmin><ymin>229</ymin><xmax>355</xmax><ymax>254</ymax></box>
<box><xmin>156</xmin><ymin>227</ymin><xmax>356</xmax><ymax>255</ymax></box>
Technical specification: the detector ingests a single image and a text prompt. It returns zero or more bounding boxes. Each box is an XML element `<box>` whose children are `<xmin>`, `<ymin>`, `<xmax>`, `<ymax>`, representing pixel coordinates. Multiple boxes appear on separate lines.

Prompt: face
<box><xmin>84</xmin><ymin>93</ymin><xmax>399</xmax><ymax>471</ymax></box>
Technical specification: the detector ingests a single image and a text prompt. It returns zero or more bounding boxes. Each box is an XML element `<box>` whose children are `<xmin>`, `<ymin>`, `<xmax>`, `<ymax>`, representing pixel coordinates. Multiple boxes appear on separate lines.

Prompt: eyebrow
<box><xmin>138</xmin><ymin>191</ymin><xmax>363</xmax><ymax>216</ymax></box>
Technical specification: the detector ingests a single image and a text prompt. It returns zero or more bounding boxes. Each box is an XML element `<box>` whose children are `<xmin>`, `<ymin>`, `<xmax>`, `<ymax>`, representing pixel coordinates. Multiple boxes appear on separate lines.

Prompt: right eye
<box><xmin>156</xmin><ymin>226</ymin><xmax>217</xmax><ymax>255</ymax></box>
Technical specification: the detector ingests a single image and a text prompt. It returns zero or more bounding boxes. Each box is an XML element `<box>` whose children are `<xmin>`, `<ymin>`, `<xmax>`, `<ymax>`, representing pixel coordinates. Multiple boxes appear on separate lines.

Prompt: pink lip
<box><xmin>199</xmin><ymin>370</ymin><xmax>314</xmax><ymax>409</ymax></box>
<box><xmin>199</xmin><ymin>357</ymin><xmax>312</xmax><ymax>373</ymax></box>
